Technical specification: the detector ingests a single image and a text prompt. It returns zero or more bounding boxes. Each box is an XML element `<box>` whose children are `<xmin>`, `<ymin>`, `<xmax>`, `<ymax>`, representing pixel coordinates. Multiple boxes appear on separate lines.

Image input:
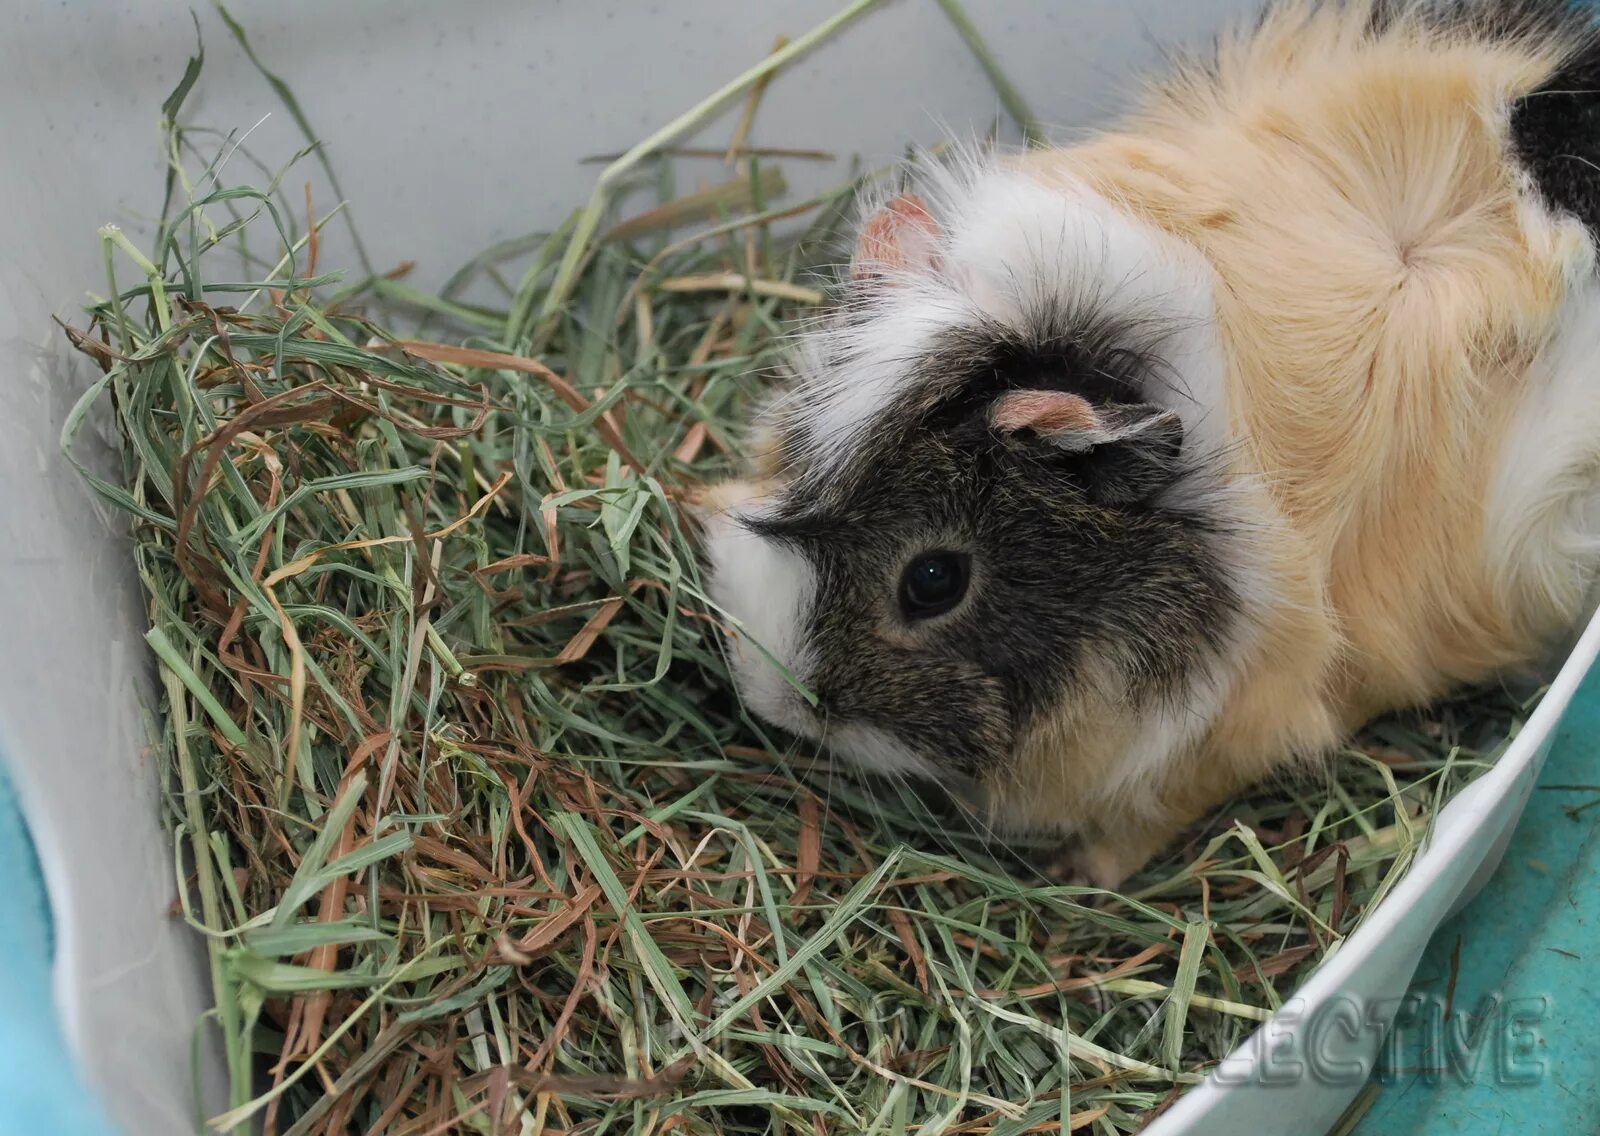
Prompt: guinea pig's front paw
<box><xmin>1048</xmin><ymin>841</ymin><xmax>1140</xmax><ymax>891</ymax></box>
<box><xmin>1048</xmin><ymin>825</ymin><xmax>1175</xmax><ymax>892</ymax></box>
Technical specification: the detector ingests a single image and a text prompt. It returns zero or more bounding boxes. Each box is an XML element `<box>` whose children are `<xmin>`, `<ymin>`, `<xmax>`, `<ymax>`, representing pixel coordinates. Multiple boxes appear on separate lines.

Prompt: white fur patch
<box><xmin>1485</xmin><ymin>236</ymin><xmax>1600</xmax><ymax>636</ymax></box>
<box><xmin>1093</xmin><ymin>651</ymin><xmax>1241</xmax><ymax>820</ymax></box>
<box><xmin>701</xmin><ymin>507</ymin><xmax>943</xmax><ymax>781</ymax></box>
<box><xmin>701</xmin><ymin>503</ymin><xmax>818</xmax><ymax>738</ymax></box>
<box><xmin>825</xmin><ymin>722</ymin><xmax>943</xmax><ymax>780</ymax></box>
<box><xmin>779</xmin><ymin>156</ymin><xmax>1236</xmax><ymax>478</ymax></box>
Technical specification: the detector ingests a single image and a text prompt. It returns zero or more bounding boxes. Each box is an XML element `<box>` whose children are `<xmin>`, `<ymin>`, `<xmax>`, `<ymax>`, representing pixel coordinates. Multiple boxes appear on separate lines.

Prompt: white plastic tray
<box><xmin>1</xmin><ymin>3</ymin><xmax>1579</xmax><ymax>1132</ymax></box>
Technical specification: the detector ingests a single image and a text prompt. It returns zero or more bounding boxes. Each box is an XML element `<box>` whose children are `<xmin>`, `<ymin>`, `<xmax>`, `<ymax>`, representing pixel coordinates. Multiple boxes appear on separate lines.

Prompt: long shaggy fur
<box><xmin>704</xmin><ymin>0</ymin><xmax>1600</xmax><ymax>885</ymax></box>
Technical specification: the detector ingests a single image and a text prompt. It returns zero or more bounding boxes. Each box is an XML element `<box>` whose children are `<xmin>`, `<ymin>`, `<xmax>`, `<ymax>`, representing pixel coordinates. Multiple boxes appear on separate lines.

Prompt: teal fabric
<box><xmin>1355</xmin><ymin>664</ymin><xmax>1600</xmax><ymax>1135</ymax></box>
<box><xmin>0</xmin><ymin>760</ymin><xmax>119</xmax><ymax>1136</ymax></box>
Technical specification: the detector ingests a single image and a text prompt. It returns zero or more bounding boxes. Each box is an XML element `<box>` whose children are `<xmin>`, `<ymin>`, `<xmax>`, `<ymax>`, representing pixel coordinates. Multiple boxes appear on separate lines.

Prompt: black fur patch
<box><xmin>1503</xmin><ymin>4</ymin><xmax>1600</xmax><ymax>241</ymax></box>
<box><xmin>749</xmin><ymin>318</ymin><xmax>1237</xmax><ymax>778</ymax></box>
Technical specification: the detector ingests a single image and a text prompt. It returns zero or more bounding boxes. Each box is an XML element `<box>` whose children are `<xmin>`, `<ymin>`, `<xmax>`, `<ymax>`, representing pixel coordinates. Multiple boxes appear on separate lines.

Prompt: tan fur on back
<box><xmin>999</xmin><ymin>1</ymin><xmax>1593</xmax><ymax>842</ymax></box>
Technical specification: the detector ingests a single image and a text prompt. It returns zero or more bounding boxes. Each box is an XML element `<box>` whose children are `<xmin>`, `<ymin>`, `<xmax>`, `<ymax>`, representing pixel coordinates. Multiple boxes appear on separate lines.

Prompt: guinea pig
<box><xmin>699</xmin><ymin>0</ymin><xmax>1600</xmax><ymax>887</ymax></box>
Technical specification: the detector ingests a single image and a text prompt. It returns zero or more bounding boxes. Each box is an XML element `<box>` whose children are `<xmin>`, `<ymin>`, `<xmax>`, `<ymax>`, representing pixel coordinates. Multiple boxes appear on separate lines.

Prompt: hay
<box><xmin>62</xmin><ymin>6</ymin><xmax>1532</xmax><ymax>1134</ymax></box>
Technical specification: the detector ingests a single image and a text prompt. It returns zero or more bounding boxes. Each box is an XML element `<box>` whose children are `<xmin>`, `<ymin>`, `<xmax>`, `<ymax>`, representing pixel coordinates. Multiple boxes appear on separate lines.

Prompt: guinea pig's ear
<box><xmin>851</xmin><ymin>194</ymin><xmax>942</xmax><ymax>283</ymax></box>
<box><xmin>990</xmin><ymin>389</ymin><xmax>1183</xmax><ymax>503</ymax></box>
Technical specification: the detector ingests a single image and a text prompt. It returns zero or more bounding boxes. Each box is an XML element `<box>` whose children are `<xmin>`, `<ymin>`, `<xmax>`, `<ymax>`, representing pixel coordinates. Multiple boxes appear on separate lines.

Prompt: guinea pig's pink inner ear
<box><xmin>989</xmin><ymin>390</ymin><xmax>1177</xmax><ymax>453</ymax></box>
<box><xmin>850</xmin><ymin>194</ymin><xmax>943</xmax><ymax>283</ymax></box>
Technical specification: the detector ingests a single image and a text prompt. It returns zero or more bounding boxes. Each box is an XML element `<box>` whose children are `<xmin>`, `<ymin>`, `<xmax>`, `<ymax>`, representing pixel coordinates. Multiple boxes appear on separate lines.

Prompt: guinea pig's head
<box><xmin>701</xmin><ymin>161</ymin><xmax>1254</xmax><ymax>825</ymax></box>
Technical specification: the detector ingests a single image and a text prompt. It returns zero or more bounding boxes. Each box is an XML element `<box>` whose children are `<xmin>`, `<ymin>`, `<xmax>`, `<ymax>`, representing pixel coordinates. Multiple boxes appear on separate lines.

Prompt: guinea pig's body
<box><xmin>701</xmin><ymin>0</ymin><xmax>1600</xmax><ymax>885</ymax></box>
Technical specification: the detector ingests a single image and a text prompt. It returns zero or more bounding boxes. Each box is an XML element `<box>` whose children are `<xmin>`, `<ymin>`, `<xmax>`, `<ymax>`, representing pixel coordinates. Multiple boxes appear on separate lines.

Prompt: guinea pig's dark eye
<box><xmin>898</xmin><ymin>551</ymin><xmax>970</xmax><ymax>619</ymax></box>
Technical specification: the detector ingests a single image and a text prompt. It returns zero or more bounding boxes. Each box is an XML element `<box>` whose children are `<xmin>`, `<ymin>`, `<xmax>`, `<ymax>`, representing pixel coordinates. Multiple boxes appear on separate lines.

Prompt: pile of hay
<box><xmin>64</xmin><ymin>7</ymin><xmax>1526</xmax><ymax>1134</ymax></box>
